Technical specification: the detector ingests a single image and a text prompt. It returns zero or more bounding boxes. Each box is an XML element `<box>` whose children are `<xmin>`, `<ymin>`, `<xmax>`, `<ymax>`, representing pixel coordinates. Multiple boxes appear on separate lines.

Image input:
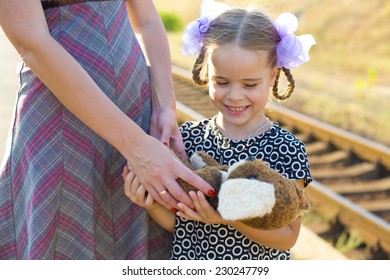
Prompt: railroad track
<box><xmin>172</xmin><ymin>65</ymin><xmax>390</xmax><ymax>259</ymax></box>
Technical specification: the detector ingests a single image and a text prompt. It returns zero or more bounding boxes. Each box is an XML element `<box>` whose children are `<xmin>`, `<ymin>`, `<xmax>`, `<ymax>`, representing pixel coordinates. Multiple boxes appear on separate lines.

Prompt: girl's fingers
<box><xmin>122</xmin><ymin>165</ymin><xmax>129</xmax><ymax>180</ymax></box>
<box><xmin>130</xmin><ymin>172</ymin><xmax>141</xmax><ymax>195</ymax></box>
<box><xmin>123</xmin><ymin>170</ymin><xmax>136</xmax><ymax>199</ymax></box>
<box><xmin>177</xmin><ymin>202</ymin><xmax>202</xmax><ymax>221</ymax></box>
<box><xmin>145</xmin><ymin>192</ymin><xmax>155</xmax><ymax>207</ymax></box>
<box><xmin>192</xmin><ymin>191</ymin><xmax>224</xmax><ymax>224</ymax></box>
<box><xmin>195</xmin><ymin>191</ymin><xmax>214</xmax><ymax>211</ymax></box>
<box><xmin>190</xmin><ymin>191</ymin><xmax>208</xmax><ymax>217</ymax></box>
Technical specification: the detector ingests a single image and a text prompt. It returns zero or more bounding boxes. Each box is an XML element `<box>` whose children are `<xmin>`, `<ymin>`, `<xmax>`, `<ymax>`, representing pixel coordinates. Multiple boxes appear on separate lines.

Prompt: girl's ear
<box><xmin>269</xmin><ymin>67</ymin><xmax>278</xmax><ymax>87</ymax></box>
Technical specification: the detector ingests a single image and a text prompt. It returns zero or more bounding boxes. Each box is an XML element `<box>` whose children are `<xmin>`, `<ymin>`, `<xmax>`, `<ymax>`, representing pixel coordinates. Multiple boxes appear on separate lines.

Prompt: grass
<box><xmin>155</xmin><ymin>0</ymin><xmax>390</xmax><ymax>147</ymax></box>
<box><xmin>302</xmin><ymin>211</ymin><xmax>363</xmax><ymax>256</ymax></box>
<box><xmin>334</xmin><ymin>230</ymin><xmax>363</xmax><ymax>254</ymax></box>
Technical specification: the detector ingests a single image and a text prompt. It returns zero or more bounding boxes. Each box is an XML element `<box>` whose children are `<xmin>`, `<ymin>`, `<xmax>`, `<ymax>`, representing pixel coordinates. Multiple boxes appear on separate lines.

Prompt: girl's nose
<box><xmin>227</xmin><ymin>86</ymin><xmax>244</xmax><ymax>100</ymax></box>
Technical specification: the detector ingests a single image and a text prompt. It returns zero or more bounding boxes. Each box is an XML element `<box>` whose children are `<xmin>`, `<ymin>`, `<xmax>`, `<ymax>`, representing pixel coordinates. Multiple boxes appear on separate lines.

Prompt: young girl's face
<box><xmin>207</xmin><ymin>44</ymin><xmax>277</xmax><ymax>138</ymax></box>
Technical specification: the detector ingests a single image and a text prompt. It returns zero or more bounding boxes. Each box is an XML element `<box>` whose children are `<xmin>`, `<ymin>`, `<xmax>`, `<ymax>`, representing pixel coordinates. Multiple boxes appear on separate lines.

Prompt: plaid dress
<box><xmin>0</xmin><ymin>0</ymin><xmax>171</xmax><ymax>259</ymax></box>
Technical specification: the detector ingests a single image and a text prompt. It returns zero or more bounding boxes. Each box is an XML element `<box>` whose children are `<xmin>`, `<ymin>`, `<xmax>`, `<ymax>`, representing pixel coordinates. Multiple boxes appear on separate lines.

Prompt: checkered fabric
<box><xmin>0</xmin><ymin>1</ymin><xmax>171</xmax><ymax>259</ymax></box>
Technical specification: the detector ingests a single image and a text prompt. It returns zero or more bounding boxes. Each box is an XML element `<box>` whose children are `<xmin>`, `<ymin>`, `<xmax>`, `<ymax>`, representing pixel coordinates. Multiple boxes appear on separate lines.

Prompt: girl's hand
<box><xmin>177</xmin><ymin>191</ymin><xmax>229</xmax><ymax>225</ymax></box>
<box><xmin>122</xmin><ymin>166</ymin><xmax>158</xmax><ymax>210</ymax></box>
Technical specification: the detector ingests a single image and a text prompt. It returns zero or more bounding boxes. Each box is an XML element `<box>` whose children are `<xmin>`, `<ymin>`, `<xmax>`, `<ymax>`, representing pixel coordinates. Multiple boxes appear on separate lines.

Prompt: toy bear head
<box><xmin>177</xmin><ymin>151</ymin><xmax>311</xmax><ymax>230</ymax></box>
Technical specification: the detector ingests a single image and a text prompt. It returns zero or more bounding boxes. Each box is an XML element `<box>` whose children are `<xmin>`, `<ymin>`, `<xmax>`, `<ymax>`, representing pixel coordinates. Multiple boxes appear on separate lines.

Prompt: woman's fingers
<box><xmin>157</xmin><ymin>177</ymin><xmax>192</xmax><ymax>208</ymax></box>
<box><xmin>176</xmin><ymin>163</ymin><xmax>216</xmax><ymax>199</ymax></box>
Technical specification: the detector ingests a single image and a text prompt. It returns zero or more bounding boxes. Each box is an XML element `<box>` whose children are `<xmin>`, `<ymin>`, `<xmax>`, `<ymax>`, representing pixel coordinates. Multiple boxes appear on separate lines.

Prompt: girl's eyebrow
<box><xmin>211</xmin><ymin>75</ymin><xmax>262</xmax><ymax>81</ymax></box>
<box><xmin>211</xmin><ymin>75</ymin><xmax>225</xmax><ymax>79</ymax></box>
<box><xmin>243</xmin><ymin>78</ymin><xmax>262</xmax><ymax>82</ymax></box>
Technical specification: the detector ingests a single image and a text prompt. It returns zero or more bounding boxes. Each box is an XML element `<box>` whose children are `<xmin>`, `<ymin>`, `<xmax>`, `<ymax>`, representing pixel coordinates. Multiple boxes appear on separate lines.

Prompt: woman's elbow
<box><xmin>10</xmin><ymin>31</ymin><xmax>52</xmax><ymax>63</ymax></box>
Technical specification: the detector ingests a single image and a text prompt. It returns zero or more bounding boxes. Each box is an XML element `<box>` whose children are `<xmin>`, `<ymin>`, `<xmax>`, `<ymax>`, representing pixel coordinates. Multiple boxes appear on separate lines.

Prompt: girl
<box><xmin>123</xmin><ymin>0</ymin><xmax>315</xmax><ymax>260</ymax></box>
<box><xmin>0</xmin><ymin>0</ymin><xmax>214</xmax><ymax>259</ymax></box>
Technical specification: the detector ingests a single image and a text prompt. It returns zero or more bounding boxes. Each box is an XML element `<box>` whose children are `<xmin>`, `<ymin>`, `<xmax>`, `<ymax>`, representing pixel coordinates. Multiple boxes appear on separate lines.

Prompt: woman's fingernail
<box><xmin>208</xmin><ymin>190</ymin><xmax>217</xmax><ymax>197</ymax></box>
<box><xmin>171</xmin><ymin>208</ymin><xmax>178</xmax><ymax>213</ymax></box>
<box><xmin>163</xmin><ymin>141</ymin><xmax>169</xmax><ymax>146</ymax></box>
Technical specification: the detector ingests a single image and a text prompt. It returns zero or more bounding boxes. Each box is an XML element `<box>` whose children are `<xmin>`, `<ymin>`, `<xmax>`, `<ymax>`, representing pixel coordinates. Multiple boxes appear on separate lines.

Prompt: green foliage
<box><xmin>159</xmin><ymin>11</ymin><xmax>182</xmax><ymax>32</ymax></box>
<box><xmin>334</xmin><ymin>230</ymin><xmax>362</xmax><ymax>253</ymax></box>
<box><xmin>353</xmin><ymin>67</ymin><xmax>377</xmax><ymax>97</ymax></box>
<box><xmin>302</xmin><ymin>210</ymin><xmax>327</xmax><ymax>225</ymax></box>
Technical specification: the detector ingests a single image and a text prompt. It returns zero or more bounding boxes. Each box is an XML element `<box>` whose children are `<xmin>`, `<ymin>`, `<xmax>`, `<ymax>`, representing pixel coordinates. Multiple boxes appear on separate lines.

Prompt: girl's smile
<box><xmin>225</xmin><ymin>105</ymin><xmax>249</xmax><ymax>113</ymax></box>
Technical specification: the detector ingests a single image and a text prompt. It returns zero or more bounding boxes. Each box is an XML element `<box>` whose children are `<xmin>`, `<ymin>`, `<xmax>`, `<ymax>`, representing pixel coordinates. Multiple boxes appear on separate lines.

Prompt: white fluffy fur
<box><xmin>217</xmin><ymin>179</ymin><xmax>276</xmax><ymax>221</ymax></box>
<box><xmin>226</xmin><ymin>161</ymin><xmax>246</xmax><ymax>177</ymax></box>
<box><xmin>190</xmin><ymin>154</ymin><xmax>228</xmax><ymax>182</ymax></box>
<box><xmin>189</xmin><ymin>153</ymin><xmax>207</xmax><ymax>169</ymax></box>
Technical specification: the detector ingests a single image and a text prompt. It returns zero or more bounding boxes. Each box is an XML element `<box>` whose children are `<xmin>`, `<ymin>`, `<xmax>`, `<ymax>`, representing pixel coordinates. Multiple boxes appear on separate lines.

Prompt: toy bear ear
<box><xmin>189</xmin><ymin>153</ymin><xmax>207</xmax><ymax>169</ymax></box>
<box><xmin>226</xmin><ymin>160</ymin><xmax>246</xmax><ymax>177</ymax></box>
<box><xmin>217</xmin><ymin>178</ymin><xmax>276</xmax><ymax>221</ymax></box>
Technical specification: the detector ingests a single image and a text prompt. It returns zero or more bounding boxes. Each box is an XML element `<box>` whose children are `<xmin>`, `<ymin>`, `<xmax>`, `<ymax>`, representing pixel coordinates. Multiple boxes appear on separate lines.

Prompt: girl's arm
<box><xmin>228</xmin><ymin>218</ymin><xmax>301</xmax><ymax>251</ymax></box>
<box><xmin>123</xmin><ymin>167</ymin><xmax>176</xmax><ymax>233</ymax></box>
<box><xmin>146</xmin><ymin>204</ymin><xmax>176</xmax><ymax>233</ymax></box>
<box><xmin>0</xmin><ymin>0</ymin><xmax>214</xmax><ymax>210</ymax></box>
<box><xmin>177</xmin><ymin>179</ymin><xmax>306</xmax><ymax>250</ymax></box>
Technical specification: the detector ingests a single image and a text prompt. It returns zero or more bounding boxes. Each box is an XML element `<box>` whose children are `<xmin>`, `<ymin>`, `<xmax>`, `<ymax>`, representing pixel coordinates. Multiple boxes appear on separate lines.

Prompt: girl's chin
<box><xmin>223</xmin><ymin>114</ymin><xmax>249</xmax><ymax>126</ymax></box>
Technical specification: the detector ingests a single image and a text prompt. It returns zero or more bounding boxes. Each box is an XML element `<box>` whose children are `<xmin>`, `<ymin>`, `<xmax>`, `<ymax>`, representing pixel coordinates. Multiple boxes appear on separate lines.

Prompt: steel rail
<box><xmin>265</xmin><ymin>104</ymin><xmax>390</xmax><ymax>170</ymax></box>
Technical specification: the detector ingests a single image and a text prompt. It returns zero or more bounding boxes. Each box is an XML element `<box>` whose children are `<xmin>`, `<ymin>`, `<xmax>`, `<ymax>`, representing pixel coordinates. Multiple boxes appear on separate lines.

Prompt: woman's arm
<box><xmin>126</xmin><ymin>0</ymin><xmax>185</xmax><ymax>157</ymax></box>
<box><xmin>0</xmin><ymin>0</ymin><xmax>214</xmax><ymax>210</ymax></box>
<box><xmin>0</xmin><ymin>0</ymin><xmax>147</xmax><ymax>157</ymax></box>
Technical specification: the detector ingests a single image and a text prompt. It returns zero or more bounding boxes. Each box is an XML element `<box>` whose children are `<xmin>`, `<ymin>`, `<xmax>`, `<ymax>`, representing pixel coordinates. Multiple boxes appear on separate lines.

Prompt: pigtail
<box><xmin>192</xmin><ymin>48</ymin><xmax>208</xmax><ymax>86</ymax></box>
<box><xmin>272</xmin><ymin>67</ymin><xmax>295</xmax><ymax>100</ymax></box>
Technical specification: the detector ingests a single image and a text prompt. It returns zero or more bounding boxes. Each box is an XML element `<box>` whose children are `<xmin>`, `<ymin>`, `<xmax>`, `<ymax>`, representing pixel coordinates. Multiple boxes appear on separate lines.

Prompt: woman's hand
<box><xmin>125</xmin><ymin>135</ymin><xmax>216</xmax><ymax>211</ymax></box>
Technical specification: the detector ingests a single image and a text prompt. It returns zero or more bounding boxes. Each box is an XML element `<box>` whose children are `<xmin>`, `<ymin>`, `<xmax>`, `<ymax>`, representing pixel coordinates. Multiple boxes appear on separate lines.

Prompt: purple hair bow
<box><xmin>273</xmin><ymin>13</ymin><xmax>316</xmax><ymax>69</ymax></box>
<box><xmin>182</xmin><ymin>0</ymin><xmax>230</xmax><ymax>56</ymax></box>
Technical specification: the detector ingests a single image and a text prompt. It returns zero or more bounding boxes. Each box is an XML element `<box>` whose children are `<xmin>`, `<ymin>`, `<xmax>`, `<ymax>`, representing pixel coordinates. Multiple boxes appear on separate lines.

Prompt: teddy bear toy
<box><xmin>176</xmin><ymin>151</ymin><xmax>311</xmax><ymax>230</ymax></box>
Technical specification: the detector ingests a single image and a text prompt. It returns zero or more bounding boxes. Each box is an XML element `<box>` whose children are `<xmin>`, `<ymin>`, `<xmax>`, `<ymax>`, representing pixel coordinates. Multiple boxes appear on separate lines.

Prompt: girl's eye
<box><xmin>244</xmin><ymin>84</ymin><xmax>257</xmax><ymax>88</ymax></box>
<box><xmin>216</xmin><ymin>81</ymin><xmax>228</xmax><ymax>86</ymax></box>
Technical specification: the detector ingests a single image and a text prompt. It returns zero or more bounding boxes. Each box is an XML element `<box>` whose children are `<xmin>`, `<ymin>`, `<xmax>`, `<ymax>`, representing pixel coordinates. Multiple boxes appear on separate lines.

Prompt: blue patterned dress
<box><xmin>0</xmin><ymin>0</ymin><xmax>171</xmax><ymax>259</ymax></box>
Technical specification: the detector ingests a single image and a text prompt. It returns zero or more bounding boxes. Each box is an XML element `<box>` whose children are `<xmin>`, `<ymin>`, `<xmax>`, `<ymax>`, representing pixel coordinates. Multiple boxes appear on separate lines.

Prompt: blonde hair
<box><xmin>192</xmin><ymin>8</ymin><xmax>295</xmax><ymax>100</ymax></box>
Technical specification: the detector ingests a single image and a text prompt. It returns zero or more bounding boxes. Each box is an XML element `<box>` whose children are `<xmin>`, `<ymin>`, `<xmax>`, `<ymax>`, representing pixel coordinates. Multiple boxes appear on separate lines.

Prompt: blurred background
<box><xmin>154</xmin><ymin>0</ymin><xmax>390</xmax><ymax>147</ymax></box>
<box><xmin>1</xmin><ymin>0</ymin><xmax>389</xmax><ymax>169</ymax></box>
<box><xmin>0</xmin><ymin>0</ymin><xmax>389</xmax><ymax>260</ymax></box>
<box><xmin>0</xmin><ymin>27</ymin><xmax>19</xmax><ymax>161</ymax></box>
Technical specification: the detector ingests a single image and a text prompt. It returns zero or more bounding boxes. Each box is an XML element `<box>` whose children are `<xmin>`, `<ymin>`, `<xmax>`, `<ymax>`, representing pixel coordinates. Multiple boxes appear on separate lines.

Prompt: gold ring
<box><xmin>159</xmin><ymin>190</ymin><xmax>167</xmax><ymax>196</ymax></box>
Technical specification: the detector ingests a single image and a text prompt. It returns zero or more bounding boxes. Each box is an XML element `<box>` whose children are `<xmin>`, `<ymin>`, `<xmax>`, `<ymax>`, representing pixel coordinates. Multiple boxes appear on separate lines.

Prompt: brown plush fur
<box><xmin>176</xmin><ymin>152</ymin><xmax>227</xmax><ymax>209</ymax></box>
<box><xmin>227</xmin><ymin>159</ymin><xmax>311</xmax><ymax>229</ymax></box>
<box><xmin>176</xmin><ymin>151</ymin><xmax>311</xmax><ymax>230</ymax></box>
